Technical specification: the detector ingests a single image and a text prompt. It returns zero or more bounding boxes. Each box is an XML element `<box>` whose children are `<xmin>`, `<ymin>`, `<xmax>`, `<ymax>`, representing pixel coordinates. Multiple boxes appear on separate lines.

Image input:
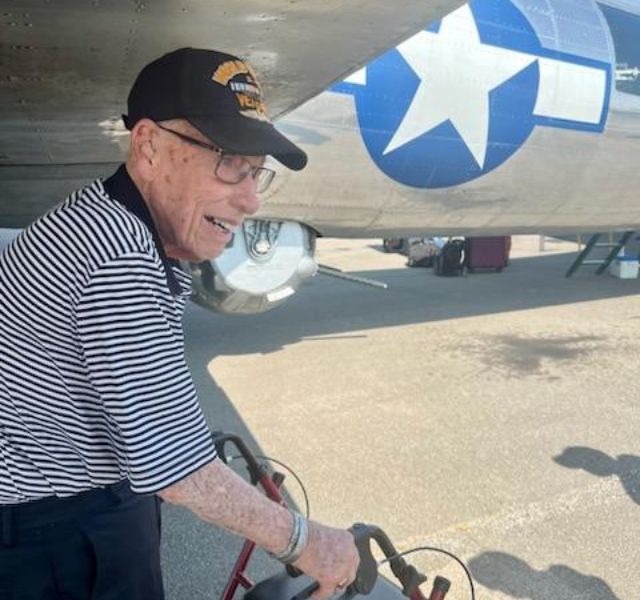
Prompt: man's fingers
<box><xmin>311</xmin><ymin>582</ymin><xmax>339</xmax><ymax>599</ymax></box>
<box><xmin>309</xmin><ymin>573</ymin><xmax>352</xmax><ymax>599</ymax></box>
<box><xmin>291</xmin><ymin>522</ymin><xmax>360</xmax><ymax>599</ymax></box>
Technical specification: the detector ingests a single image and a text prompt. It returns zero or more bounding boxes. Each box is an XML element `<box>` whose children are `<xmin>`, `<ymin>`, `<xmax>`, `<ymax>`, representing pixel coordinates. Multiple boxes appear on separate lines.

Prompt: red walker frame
<box><xmin>214</xmin><ymin>433</ymin><xmax>449</xmax><ymax>600</ymax></box>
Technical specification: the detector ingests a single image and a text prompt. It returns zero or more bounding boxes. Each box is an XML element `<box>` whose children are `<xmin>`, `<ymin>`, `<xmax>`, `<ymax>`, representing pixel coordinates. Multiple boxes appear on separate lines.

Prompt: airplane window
<box><xmin>599</xmin><ymin>3</ymin><xmax>640</xmax><ymax>96</ymax></box>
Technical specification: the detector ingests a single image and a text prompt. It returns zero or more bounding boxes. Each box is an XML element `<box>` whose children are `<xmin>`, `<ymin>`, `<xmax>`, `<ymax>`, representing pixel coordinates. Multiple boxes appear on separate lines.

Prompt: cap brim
<box><xmin>188</xmin><ymin>115</ymin><xmax>307</xmax><ymax>171</ymax></box>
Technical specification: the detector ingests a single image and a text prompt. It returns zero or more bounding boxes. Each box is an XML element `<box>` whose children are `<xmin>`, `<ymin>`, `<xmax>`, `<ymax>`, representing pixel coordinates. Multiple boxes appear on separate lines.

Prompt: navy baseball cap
<box><xmin>123</xmin><ymin>47</ymin><xmax>307</xmax><ymax>170</ymax></box>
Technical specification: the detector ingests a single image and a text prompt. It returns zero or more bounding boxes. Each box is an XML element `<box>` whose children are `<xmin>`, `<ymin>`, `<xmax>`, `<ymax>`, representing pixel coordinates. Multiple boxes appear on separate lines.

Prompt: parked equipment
<box><xmin>382</xmin><ymin>238</ymin><xmax>407</xmax><ymax>253</ymax></box>
<box><xmin>383</xmin><ymin>237</ymin><xmax>439</xmax><ymax>267</ymax></box>
<box><xmin>407</xmin><ymin>238</ymin><xmax>440</xmax><ymax>268</ymax></box>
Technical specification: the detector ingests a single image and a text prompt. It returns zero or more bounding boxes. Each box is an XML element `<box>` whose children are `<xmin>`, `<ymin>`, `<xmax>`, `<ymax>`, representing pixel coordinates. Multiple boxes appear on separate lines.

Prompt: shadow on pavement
<box><xmin>468</xmin><ymin>551</ymin><xmax>621</xmax><ymax>599</ymax></box>
<box><xmin>554</xmin><ymin>447</ymin><xmax>640</xmax><ymax>505</ymax></box>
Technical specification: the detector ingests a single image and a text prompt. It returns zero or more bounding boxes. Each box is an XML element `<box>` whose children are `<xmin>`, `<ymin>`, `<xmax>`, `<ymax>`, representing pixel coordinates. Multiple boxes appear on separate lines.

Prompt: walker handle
<box><xmin>286</xmin><ymin>523</ymin><xmax>441</xmax><ymax>600</ymax></box>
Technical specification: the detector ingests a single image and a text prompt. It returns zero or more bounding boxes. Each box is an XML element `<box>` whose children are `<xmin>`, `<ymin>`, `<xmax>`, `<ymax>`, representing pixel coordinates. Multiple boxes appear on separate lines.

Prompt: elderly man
<box><xmin>0</xmin><ymin>48</ymin><xmax>358</xmax><ymax>599</ymax></box>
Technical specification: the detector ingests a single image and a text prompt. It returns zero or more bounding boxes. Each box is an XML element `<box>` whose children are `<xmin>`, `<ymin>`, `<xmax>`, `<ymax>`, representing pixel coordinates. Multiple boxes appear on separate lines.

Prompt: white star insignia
<box><xmin>384</xmin><ymin>4</ymin><xmax>536</xmax><ymax>168</ymax></box>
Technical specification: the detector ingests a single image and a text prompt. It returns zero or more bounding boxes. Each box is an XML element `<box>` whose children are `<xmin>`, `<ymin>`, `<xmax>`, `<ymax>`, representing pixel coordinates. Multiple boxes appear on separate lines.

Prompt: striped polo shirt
<box><xmin>0</xmin><ymin>165</ymin><xmax>216</xmax><ymax>503</ymax></box>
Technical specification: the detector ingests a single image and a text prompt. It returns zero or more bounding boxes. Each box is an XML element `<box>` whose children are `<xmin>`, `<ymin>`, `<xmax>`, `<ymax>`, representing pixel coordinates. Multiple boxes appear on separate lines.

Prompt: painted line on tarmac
<box><xmin>399</xmin><ymin>475</ymin><xmax>633</xmax><ymax>552</ymax></box>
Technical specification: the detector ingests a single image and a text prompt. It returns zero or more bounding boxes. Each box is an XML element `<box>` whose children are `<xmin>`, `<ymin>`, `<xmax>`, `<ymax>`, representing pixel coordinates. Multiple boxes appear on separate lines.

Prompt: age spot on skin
<box><xmin>164</xmin><ymin>175</ymin><xmax>172</xmax><ymax>184</ymax></box>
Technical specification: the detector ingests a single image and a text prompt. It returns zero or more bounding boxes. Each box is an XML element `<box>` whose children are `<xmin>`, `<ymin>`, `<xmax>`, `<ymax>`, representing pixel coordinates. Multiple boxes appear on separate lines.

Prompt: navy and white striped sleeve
<box><xmin>75</xmin><ymin>252</ymin><xmax>216</xmax><ymax>494</ymax></box>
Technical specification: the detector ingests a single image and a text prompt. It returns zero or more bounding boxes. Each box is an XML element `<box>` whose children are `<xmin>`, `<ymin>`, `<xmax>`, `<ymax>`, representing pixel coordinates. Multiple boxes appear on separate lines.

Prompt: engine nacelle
<box><xmin>185</xmin><ymin>219</ymin><xmax>317</xmax><ymax>314</ymax></box>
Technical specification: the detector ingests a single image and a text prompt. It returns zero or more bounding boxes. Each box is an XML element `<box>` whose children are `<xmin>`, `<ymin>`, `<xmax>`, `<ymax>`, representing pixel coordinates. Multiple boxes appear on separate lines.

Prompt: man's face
<box><xmin>146</xmin><ymin>120</ymin><xmax>262</xmax><ymax>262</ymax></box>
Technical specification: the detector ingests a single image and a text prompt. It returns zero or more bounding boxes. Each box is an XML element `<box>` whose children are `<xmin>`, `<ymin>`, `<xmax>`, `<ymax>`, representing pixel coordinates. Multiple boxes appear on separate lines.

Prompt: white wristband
<box><xmin>273</xmin><ymin>511</ymin><xmax>309</xmax><ymax>564</ymax></box>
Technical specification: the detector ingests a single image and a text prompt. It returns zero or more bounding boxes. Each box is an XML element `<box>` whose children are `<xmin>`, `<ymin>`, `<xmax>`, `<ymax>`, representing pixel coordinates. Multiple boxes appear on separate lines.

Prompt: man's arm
<box><xmin>158</xmin><ymin>459</ymin><xmax>359</xmax><ymax>599</ymax></box>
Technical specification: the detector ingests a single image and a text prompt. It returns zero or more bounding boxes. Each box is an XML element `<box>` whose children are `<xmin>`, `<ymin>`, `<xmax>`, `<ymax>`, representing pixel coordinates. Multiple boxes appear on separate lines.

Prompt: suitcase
<box><xmin>465</xmin><ymin>236</ymin><xmax>511</xmax><ymax>272</ymax></box>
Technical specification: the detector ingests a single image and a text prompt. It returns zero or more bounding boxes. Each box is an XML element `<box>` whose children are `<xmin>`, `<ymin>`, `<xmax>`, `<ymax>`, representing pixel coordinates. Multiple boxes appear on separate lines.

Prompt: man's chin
<box><xmin>166</xmin><ymin>245</ymin><xmax>224</xmax><ymax>263</ymax></box>
<box><xmin>195</xmin><ymin>244</ymin><xmax>226</xmax><ymax>262</ymax></box>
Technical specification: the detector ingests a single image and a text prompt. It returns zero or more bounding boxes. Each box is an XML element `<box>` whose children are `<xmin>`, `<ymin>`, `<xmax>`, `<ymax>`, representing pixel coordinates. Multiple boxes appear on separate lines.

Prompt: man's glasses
<box><xmin>154</xmin><ymin>122</ymin><xmax>276</xmax><ymax>193</ymax></box>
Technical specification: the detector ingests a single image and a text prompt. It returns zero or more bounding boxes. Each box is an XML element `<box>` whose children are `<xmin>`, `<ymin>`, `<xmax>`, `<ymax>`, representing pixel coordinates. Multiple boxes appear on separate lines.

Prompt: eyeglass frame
<box><xmin>153</xmin><ymin>122</ymin><xmax>276</xmax><ymax>193</ymax></box>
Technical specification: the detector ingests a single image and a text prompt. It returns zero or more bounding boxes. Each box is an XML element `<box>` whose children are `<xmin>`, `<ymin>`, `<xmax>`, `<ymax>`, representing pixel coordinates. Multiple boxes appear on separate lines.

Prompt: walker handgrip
<box><xmin>286</xmin><ymin>524</ymin><xmax>376</xmax><ymax>600</ymax></box>
<box><xmin>348</xmin><ymin>523</ymin><xmax>379</xmax><ymax>595</ymax></box>
<box><xmin>427</xmin><ymin>576</ymin><xmax>451</xmax><ymax>600</ymax></box>
<box><xmin>286</xmin><ymin>524</ymin><xmax>436</xmax><ymax>600</ymax></box>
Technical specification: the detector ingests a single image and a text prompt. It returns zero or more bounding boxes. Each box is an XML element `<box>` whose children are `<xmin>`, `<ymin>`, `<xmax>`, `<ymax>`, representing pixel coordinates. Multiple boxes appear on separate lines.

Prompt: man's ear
<box><xmin>129</xmin><ymin>119</ymin><xmax>160</xmax><ymax>180</ymax></box>
<box><xmin>132</xmin><ymin>119</ymin><xmax>158</xmax><ymax>166</ymax></box>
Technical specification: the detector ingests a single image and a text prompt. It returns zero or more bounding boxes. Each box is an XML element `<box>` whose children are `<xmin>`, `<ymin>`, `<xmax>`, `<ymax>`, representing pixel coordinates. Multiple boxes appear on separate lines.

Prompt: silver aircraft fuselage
<box><xmin>260</xmin><ymin>0</ymin><xmax>640</xmax><ymax>237</ymax></box>
<box><xmin>0</xmin><ymin>0</ymin><xmax>638</xmax><ymax>237</ymax></box>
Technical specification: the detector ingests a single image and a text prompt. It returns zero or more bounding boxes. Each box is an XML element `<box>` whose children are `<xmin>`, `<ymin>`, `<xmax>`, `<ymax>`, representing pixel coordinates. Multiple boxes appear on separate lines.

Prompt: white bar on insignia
<box><xmin>344</xmin><ymin>67</ymin><xmax>367</xmax><ymax>85</ymax></box>
<box><xmin>533</xmin><ymin>58</ymin><xmax>607</xmax><ymax>124</ymax></box>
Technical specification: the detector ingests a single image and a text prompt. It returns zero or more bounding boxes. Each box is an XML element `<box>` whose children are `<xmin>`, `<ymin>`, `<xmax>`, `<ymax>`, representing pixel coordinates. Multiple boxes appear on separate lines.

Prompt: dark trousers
<box><xmin>0</xmin><ymin>481</ymin><xmax>164</xmax><ymax>600</ymax></box>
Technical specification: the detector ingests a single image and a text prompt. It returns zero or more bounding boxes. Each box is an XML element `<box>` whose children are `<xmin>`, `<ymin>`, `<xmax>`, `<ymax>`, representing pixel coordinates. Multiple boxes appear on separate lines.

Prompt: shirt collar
<box><xmin>103</xmin><ymin>164</ymin><xmax>183</xmax><ymax>296</ymax></box>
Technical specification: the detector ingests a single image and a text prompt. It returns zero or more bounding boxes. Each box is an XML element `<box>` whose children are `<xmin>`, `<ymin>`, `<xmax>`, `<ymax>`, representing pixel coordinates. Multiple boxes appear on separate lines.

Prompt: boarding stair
<box><xmin>565</xmin><ymin>231</ymin><xmax>636</xmax><ymax>278</ymax></box>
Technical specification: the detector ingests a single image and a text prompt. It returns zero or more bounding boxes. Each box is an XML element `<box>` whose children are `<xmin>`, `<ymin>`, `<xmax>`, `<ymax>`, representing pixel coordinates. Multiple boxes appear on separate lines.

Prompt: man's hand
<box><xmin>291</xmin><ymin>522</ymin><xmax>360</xmax><ymax>599</ymax></box>
<box><xmin>159</xmin><ymin>460</ymin><xmax>359</xmax><ymax>599</ymax></box>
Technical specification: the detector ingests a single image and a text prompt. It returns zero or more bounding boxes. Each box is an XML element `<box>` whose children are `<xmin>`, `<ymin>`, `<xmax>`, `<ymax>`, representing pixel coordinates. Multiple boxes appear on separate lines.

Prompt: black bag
<box><xmin>434</xmin><ymin>239</ymin><xmax>466</xmax><ymax>276</ymax></box>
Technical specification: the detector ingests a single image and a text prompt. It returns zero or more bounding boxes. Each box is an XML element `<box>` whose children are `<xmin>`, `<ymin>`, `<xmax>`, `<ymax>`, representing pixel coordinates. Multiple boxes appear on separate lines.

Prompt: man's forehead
<box><xmin>160</xmin><ymin>118</ymin><xmax>267</xmax><ymax>165</ymax></box>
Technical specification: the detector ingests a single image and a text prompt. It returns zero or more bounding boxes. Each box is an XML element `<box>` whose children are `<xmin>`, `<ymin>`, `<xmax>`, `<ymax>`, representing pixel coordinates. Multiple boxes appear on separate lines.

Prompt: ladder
<box><xmin>565</xmin><ymin>231</ymin><xmax>636</xmax><ymax>278</ymax></box>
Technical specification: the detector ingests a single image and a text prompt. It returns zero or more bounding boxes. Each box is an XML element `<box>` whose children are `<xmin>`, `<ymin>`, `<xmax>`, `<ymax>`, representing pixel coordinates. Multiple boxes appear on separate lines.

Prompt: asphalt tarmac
<box><xmin>161</xmin><ymin>236</ymin><xmax>640</xmax><ymax>600</ymax></box>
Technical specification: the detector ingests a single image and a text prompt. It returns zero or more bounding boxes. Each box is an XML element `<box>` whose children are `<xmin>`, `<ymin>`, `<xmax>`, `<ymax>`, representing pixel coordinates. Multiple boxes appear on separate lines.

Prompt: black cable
<box><xmin>227</xmin><ymin>454</ymin><xmax>311</xmax><ymax>519</ymax></box>
<box><xmin>378</xmin><ymin>546</ymin><xmax>475</xmax><ymax>600</ymax></box>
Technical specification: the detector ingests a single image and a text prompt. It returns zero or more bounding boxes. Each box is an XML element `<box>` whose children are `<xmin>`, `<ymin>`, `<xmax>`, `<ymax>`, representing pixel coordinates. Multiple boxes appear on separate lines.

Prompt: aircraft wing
<box><xmin>0</xmin><ymin>0</ymin><xmax>464</xmax><ymax>228</ymax></box>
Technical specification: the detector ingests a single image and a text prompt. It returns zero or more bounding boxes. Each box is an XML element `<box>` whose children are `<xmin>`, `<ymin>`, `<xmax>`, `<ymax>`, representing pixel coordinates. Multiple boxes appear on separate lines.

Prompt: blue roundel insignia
<box><xmin>334</xmin><ymin>0</ymin><xmax>611</xmax><ymax>189</ymax></box>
